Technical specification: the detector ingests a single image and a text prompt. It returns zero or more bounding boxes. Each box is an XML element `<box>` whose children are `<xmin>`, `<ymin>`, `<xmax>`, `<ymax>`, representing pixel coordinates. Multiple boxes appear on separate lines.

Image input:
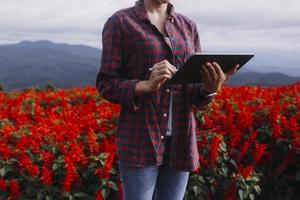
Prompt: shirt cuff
<box><xmin>192</xmin><ymin>85</ymin><xmax>215</xmax><ymax>110</ymax></box>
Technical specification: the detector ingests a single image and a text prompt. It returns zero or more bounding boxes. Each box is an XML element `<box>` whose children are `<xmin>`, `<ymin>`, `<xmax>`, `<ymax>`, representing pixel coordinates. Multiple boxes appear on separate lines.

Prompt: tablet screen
<box><xmin>168</xmin><ymin>53</ymin><xmax>254</xmax><ymax>84</ymax></box>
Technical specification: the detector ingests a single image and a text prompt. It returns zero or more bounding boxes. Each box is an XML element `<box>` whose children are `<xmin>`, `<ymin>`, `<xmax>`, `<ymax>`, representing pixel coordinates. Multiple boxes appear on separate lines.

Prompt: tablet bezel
<box><xmin>167</xmin><ymin>53</ymin><xmax>254</xmax><ymax>84</ymax></box>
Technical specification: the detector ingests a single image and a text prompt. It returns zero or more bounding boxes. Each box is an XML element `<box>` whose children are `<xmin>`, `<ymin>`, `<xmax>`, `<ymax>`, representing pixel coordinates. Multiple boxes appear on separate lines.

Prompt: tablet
<box><xmin>167</xmin><ymin>53</ymin><xmax>254</xmax><ymax>84</ymax></box>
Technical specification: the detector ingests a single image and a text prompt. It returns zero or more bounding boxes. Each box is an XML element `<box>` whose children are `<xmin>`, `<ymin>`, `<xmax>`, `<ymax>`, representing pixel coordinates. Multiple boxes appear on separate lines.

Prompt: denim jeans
<box><xmin>117</xmin><ymin>136</ymin><xmax>190</xmax><ymax>200</ymax></box>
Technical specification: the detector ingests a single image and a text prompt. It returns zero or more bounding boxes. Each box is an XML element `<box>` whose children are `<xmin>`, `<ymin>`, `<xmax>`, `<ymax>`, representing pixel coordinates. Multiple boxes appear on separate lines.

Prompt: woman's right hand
<box><xmin>146</xmin><ymin>60</ymin><xmax>177</xmax><ymax>92</ymax></box>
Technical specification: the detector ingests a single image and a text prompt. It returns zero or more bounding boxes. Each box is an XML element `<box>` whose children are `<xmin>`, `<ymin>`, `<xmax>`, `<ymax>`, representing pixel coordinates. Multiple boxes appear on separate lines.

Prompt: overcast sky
<box><xmin>1</xmin><ymin>0</ymin><xmax>300</xmax><ymax>53</ymax></box>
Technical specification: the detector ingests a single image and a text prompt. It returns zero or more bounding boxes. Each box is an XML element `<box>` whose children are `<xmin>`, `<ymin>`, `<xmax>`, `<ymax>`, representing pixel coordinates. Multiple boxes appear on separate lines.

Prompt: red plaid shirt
<box><xmin>96</xmin><ymin>0</ymin><xmax>214</xmax><ymax>172</ymax></box>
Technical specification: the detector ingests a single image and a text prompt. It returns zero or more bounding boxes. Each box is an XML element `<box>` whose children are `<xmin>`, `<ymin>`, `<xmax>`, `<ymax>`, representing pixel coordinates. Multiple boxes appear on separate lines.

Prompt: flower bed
<box><xmin>0</xmin><ymin>82</ymin><xmax>299</xmax><ymax>199</ymax></box>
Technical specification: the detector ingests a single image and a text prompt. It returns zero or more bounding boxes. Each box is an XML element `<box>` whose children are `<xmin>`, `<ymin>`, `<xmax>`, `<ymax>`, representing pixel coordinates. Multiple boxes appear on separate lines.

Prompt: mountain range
<box><xmin>0</xmin><ymin>40</ymin><xmax>299</xmax><ymax>92</ymax></box>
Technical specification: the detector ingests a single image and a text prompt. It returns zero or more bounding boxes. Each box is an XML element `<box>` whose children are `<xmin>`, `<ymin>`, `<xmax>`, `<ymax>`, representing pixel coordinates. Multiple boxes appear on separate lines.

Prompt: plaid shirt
<box><xmin>96</xmin><ymin>0</ymin><xmax>214</xmax><ymax>172</ymax></box>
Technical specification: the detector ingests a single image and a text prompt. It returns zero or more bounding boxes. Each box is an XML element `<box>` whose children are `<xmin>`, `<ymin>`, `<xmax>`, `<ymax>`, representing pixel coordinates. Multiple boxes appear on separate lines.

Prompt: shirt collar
<box><xmin>134</xmin><ymin>0</ymin><xmax>175</xmax><ymax>21</ymax></box>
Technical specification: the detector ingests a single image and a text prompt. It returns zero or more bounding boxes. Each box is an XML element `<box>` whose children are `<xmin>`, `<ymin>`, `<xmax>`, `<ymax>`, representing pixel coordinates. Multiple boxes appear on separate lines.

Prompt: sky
<box><xmin>1</xmin><ymin>0</ymin><xmax>300</xmax><ymax>76</ymax></box>
<box><xmin>0</xmin><ymin>0</ymin><xmax>299</xmax><ymax>51</ymax></box>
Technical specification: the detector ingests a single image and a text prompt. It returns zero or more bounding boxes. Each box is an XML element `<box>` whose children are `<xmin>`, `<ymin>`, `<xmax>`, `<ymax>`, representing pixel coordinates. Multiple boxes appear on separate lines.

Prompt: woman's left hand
<box><xmin>200</xmin><ymin>62</ymin><xmax>239</xmax><ymax>93</ymax></box>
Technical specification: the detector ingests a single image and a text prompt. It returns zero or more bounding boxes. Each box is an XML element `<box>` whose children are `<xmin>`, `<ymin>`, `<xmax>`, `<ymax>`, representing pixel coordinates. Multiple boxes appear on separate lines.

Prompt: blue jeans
<box><xmin>117</xmin><ymin>136</ymin><xmax>190</xmax><ymax>200</ymax></box>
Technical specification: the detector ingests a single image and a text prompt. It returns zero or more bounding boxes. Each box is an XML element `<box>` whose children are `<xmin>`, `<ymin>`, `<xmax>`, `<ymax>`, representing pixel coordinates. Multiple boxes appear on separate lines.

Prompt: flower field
<box><xmin>0</xmin><ymin>82</ymin><xmax>299</xmax><ymax>200</ymax></box>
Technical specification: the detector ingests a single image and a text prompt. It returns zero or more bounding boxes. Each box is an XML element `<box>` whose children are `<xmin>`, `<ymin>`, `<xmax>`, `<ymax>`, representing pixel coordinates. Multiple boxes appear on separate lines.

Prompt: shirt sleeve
<box><xmin>95</xmin><ymin>15</ymin><xmax>143</xmax><ymax>111</ymax></box>
<box><xmin>190</xmin><ymin>21</ymin><xmax>215</xmax><ymax>110</ymax></box>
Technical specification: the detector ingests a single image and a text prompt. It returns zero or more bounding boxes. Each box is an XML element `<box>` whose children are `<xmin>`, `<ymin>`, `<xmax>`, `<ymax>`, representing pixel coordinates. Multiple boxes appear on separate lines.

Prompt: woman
<box><xmin>96</xmin><ymin>0</ymin><xmax>238</xmax><ymax>199</ymax></box>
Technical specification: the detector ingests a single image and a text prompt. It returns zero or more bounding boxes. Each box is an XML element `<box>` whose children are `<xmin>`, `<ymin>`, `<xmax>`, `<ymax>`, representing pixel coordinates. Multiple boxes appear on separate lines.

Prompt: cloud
<box><xmin>0</xmin><ymin>0</ymin><xmax>300</xmax><ymax>53</ymax></box>
<box><xmin>172</xmin><ymin>0</ymin><xmax>300</xmax><ymax>52</ymax></box>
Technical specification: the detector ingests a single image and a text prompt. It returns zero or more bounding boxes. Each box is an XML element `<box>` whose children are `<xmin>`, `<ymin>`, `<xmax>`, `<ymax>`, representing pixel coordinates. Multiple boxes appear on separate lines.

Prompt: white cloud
<box><xmin>0</xmin><ymin>0</ymin><xmax>299</xmax><ymax>53</ymax></box>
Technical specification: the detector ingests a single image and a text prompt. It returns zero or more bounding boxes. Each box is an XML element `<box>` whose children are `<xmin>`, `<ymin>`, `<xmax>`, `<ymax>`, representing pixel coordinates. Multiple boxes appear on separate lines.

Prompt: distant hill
<box><xmin>0</xmin><ymin>40</ymin><xmax>299</xmax><ymax>91</ymax></box>
<box><xmin>226</xmin><ymin>70</ymin><xmax>300</xmax><ymax>86</ymax></box>
<box><xmin>0</xmin><ymin>40</ymin><xmax>101</xmax><ymax>91</ymax></box>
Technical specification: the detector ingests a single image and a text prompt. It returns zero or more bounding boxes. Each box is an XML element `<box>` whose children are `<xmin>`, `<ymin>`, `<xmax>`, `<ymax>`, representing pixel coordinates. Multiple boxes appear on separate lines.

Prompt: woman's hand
<box><xmin>200</xmin><ymin>62</ymin><xmax>239</xmax><ymax>93</ymax></box>
<box><xmin>146</xmin><ymin>60</ymin><xmax>177</xmax><ymax>92</ymax></box>
<box><xmin>135</xmin><ymin>60</ymin><xmax>177</xmax><ymax>95</ymax></box>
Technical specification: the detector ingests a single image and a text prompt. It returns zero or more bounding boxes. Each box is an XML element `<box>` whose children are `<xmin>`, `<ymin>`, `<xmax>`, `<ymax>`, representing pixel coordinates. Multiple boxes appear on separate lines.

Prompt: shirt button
<box><xmin>161</xmin><ymin>135</ymin><xmax>165</xmax><ymax>140</ymax></box>
<box><xmin>166</xmin><ymin>88</ymin><xmax>170</xmax><ymax>93</ymax></box>
<box><xmin>163</xmin><ymin>113</ymin><xmax>167</xmax><ymax>117</ymax></box>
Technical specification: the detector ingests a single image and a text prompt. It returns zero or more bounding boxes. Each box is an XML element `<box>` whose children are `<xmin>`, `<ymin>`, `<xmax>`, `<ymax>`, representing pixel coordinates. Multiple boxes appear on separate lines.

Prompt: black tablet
<box><xmin>167</xmin><ymin>53</ymin><xmax>254</xmax><ymax>84</ymax></box>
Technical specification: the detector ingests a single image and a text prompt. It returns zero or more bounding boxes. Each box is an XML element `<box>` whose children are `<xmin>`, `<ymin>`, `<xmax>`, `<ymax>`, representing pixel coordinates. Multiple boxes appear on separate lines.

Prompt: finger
<box><xmin>227</xmin><ymin>64</ymin><xmax>240</xmax><ymax>76</ymax></box>
<box><xmin>151</xmin><ymin>63</ymin><xmax>166</xmax><ymax>71</ymax></box>
<box><xmin>166</xmin><ymin>64</ymin><xmax>177</xmax><ymax>75</ymax></box>
<box><xmin>200</xmin><ymin>68</ymin><xmax>210</xmax><ymax>88</ymax></box>
<box><xmin>155</xmin><ymin>74</ymin><xmax>172</xmax><ymax>83</ymax></box>
<box><xmin>157</xmin><ymin>60</ymin><xmax>177</xmax><ymax>73</ymax></box>
<box><xmin>153</xmin><ymin>59</ymin><xmax>171</xmax><ymax>69</ymax></box>
<box><xmin>212</xmin><ymin>62</ymin><xmax>225</xmax><ymax>81</ymax></box>
<box><xmin>155</xmin><ymin>68</ymin><xmax>173</xmax><ymax>76</ymax></box>
<box><xmin>205</xmin><ymin>62</ymin><xmax>218</xmax><ymax>81</ymax></box>
<box><xmin>153</xmin><ymin>62</ymin><xmax>177</xmax><ymax>76</ymax></box>
<box><xmin>232</xmin><ymin>64</ymin><xmax>240</xmax><ymax>73</ymax></box>
<box><xmin>151</xmin><ymin>60</ymin><xmax>169</xmax><ymax>71</ymax></box>
<box><xmin>201</xmin><ymin>64</ymin><xmax>212</xmax><ymax>83</ymax></box>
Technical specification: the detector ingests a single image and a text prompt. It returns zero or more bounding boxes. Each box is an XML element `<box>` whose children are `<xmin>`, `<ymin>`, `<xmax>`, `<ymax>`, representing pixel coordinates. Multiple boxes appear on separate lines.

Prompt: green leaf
<box><xmin>0</xmin><ymin>167</ymin><xmax>6</xmax><ymax>177</ymax></box>
<box><xmin>74</xmin><ymin>192</ymin><xmax>88</xmax><ymax>197</ymax></box>
<box><xmin>249</xmin><ymin>193</ymin><xmax>255</xmax><ymax>200</ymax></box>
<box><xmin>238</xmin><ymin>189</ymin><xmax>243</xmax><ymax>200</ymax></box>
<box><xmin>219</xmin><ymin>141</ymin><xmax>227</xmax><ymax>152</ymax></box>
<box><xmin>252</xmin><ymin>177</ymin><xmax>260</xmax><ymax>182</ymax></box>
<box><xmin>198</xmin><ymin>175</ymin><xmax>205</xmax><ymax>183</ymax></box>
<box><xmin>52</xmin><ymin>163</ymin><xmax>59</xmax><ymax>171</ymax></box>
<box><xmin>254</xmin><ymin>185</ymin><xmax>261</xmax><ymax>194</ymax></box>
<box><xmin>193</xmin><ymin>186</ymin><xmax>200</xmax><ymax>196</ymax></box>
<box><xmin>229</xmin><ymin>159</ymin><xmax>238</xmax><ymax>169</ymax></box>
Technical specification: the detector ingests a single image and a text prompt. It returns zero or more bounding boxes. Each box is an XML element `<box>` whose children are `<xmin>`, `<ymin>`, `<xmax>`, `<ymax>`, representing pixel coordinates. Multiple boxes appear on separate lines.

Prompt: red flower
<box><xmin>39</xmin><ymin>166</ymin><xmax>53</xmax><ymax>186</ymax></box>
<box><xmin>0</xmin><ymin>178</ymin><xmax>7</xmax><ymax>191</ymax></box>
<box><xmin>209</xmin><ymin>136</ymin><xmax>222</xmax><ymax>167</ymax></box>
<box><xmin>87</xmin><ymin>128</ymin><xmax>99</xmax><ymax>155</ymax></box>
<box><xmin>0</xmin><ymin>142</ymin><xmax>10</xmax><ymax>161</ymax></box>
<box><xmin>39</xmin><ymin>150</ymin><xmax>55</xmax><ymax>166</ymax></box>
<box><xmin>19</xmin><ymin>153</ymin><xmax>40</xmax><ymax>177</ymax></box>
<box><xmin>95</xmin><ymin>152</ymin><xmax>115</xmax><ymax>179</ymax></box>
<box><xmin>9</xmin><ymin>179</ymin><xmax>20</xmax><ymax>198</ymax></box>
<box><xmin>238</xmin><ymin>165</ymin><xmax>254</xmax><ymax>178</ymax></box>
<box><xmin>271</xmin><ymin>123</ymin><xmax>281</xmax><ymax>140</ymax></box>
<box><xmin>62</xmin><ymin>156</ymin><xmax>79</xmax><ymax>192</ymax></box>
<box><xmin>252</xmin><ymin>143</ymin><xmax>267</xmax><ymax>165</ymax></box>
<box><xmin>237</xmin><ymin>131</ymin><xmax>258</xmax><ymax>164</ymax></box>
<box><xmin>95</xmin><ymin>190</ymin><xmax>104</xmax><ymax>200</ymax></box>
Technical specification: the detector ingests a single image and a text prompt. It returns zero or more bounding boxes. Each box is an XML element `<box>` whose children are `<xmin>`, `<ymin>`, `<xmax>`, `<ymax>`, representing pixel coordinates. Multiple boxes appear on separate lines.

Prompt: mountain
<box><xmin>0</xmin><ymin>40</ymin><xmax>299</xmax><ymax>91</ymax></box>
<box><xmin>226</xmin><ymin>70</ymin><xmax>300</xmax><ymax>86</ymax></box>
<box><xmin>0</xmin><ymin>40</ymin><xmax>101</xmax><ymax>91</ymax></box>
<box><xmin>205</xmin><ymin>48</ymin><xmax>300</xmax><ymax>77</ymax></box>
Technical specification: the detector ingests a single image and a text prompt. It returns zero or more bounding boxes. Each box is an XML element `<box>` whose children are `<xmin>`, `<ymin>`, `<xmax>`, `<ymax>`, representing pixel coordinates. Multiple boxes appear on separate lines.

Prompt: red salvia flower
<box><xmin>39</xmin><ymin>150</ymin><xmax>55</xmax><ymax>166</ymax></box>
<box><xmin>238</xmin><ymin>165</ymin><xmax>254</xmax><ymax>178</ymax></box>
<box><xmin>95</xmin><ymin>152</ymin><xmax>115</xmax><ymax>179</ymax></box>
<box><xmin>0</xmin><ymin>142</ymin><xmax>10</xmax><ymax>161</ymax></box>
<box><xmin>39</xmin><ymin>166</ymin><xmax>53</xmax><ymax>186</ymax></box>
<box><xmin>0</xmin><ymin>178</ymin><xmax>7</xmax><ymax>191</ymax></box>
<box><xmin>62</xmin><ymin>156</ymin><xmax>80</xmax><ymax>192</ymax></box>
<box><xmin>271</xmin><ymin>123</ymin><xmax>281</xmax><ymax>140</ymax></box>
<box><xmin>237</xmin><ymin>131</ymin><xmax>258</xmax><ymax>164</ymax></box>
<box><xmin>209</xmin><ymin>136</ymin><xmax>222</xmax><ymax>167</ymax></box>
<box><xmin>19</xmin><ymin>153</ymin><xmax>40</xmax><ymax>177</ymax></box>
<box><xmin>252</xmin><ymin>143</ymin><xmax>267</xmax><ymax>165</ymax></box>
<box><xmin>9</xmin><ymin>179</ymin><xmax>20</xmax><ymax>198</ymax></box>
<box><xmin>95</xmin><ymin>190</ymin><xmax>104</xmax><ymax>200</ymax></box>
